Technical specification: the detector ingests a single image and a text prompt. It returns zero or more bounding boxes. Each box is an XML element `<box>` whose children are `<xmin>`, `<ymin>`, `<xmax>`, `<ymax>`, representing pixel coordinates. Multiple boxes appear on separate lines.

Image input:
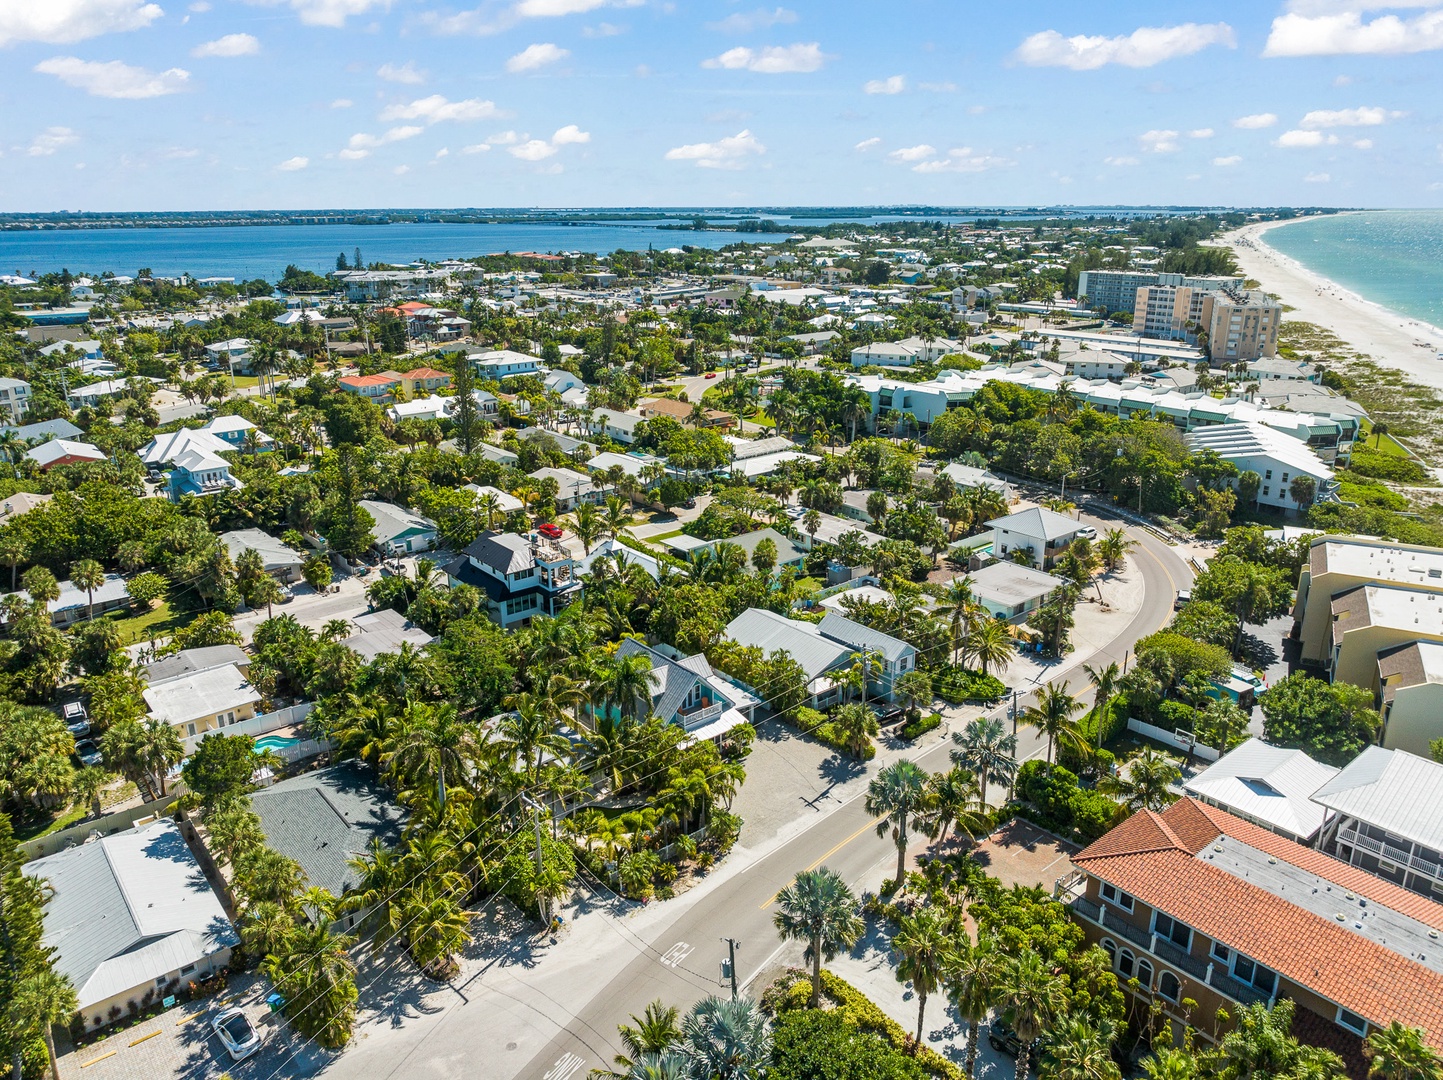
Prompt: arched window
<box><xmin>1137</xmin><ymin>959</ymin><xmax>1154</xmax><ymax>989</ymax></box>
<box><xmin>1158</xmin><ymin>971</ymin><xmax>1181</xmax><ymax>1002</ymax></box>
<box><xmin>1102</xmin><ymin>939</ymin><xmax>1118</xmax><ymax>968</ymax></box>
<box><xmin>1119</xmin><ymin>949</ymin><xmax>1136</xmax><ymax>979</ymax></box>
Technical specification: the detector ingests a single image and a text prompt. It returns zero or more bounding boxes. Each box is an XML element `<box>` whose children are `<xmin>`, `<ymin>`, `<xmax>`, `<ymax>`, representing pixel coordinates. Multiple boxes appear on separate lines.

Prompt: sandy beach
<box><xmin>1225</xmin><ymin>218</ymin><xmax>1443</xmax><ymax>392</ymax></box>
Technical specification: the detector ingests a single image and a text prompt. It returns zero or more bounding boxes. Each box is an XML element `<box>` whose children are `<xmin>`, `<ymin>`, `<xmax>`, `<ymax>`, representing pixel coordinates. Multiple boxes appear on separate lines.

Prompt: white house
<box><xmin>359</xmin><ymin>500</ymin><xmax>438</xmax><ymax>555</ymax></box>
<box><xmin>1184</xmin><ymin>422</ymin><xmax>1336</xmax><ymax>511</ymax></box>
<box><xmin>986</xmin><ymin>507</ymin><xmax>1089</xmax><ymax>571</ymax></box>
<box><xmin>203</xmin><ymin>337</ymin><xmax>254</xmax><ymax>371</ymax></box>
<box><xmin>850</xmin><ymin>335</ymin><xmax>962</xmax><ymax>368</ymax></box>
<box><xmin>167</xmin><ymin>447</ymin><xmax>243</xmax><ymax>500</ymax></box>
<box><xmin>469</xmin><ymin>349</ymin><xmax>542</xmax><ymax>380</ymax></box>
<box><xmin>587</xmin><ymin>408</ymin><xmax>645</xmax><ymax>445</ymax></box>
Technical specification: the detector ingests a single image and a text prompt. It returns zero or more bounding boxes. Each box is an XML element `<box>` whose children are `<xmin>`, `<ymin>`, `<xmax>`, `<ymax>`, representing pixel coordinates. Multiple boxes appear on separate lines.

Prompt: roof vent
<box><xmin>1213</xmin><ymin>844</ymin><xmax>1224</xmax><ymax>853</ymax></box>
<box><xmin>1430</xmin><ymin>930</ymin><xmax>1439</xmax><ymax>940</ymax></box>
<box><xmin>1268</xmin><ymin>857</ymin><xmax>1277</xmax><ymax>865</ymax></box>
<box><xmin>1345</xmin><ymin>893</ymin><xmax>1355</xmax><ymax>900</ymax></box>
<box><xmin>1336</xmin><ymin>913</ymin><xmax>1345</xmax><ymax>921</ymax></box>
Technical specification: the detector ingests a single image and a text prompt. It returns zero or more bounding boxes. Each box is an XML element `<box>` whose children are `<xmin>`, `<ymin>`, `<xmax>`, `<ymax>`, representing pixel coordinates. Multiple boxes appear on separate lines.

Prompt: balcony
<box><xmin>1069</xmin><ymin>897</ymin><xmax>1268</xmax><ymax>1006</ymax></box>
<box><xmin>1338</xmin><ymin>825</ymin><xmax>1443</xmax><ymax>881</ymax></box>
<box><xmin>679</xmin><ymin>701</ymin><xmax>724</xmax><ymax>730</ymax></box>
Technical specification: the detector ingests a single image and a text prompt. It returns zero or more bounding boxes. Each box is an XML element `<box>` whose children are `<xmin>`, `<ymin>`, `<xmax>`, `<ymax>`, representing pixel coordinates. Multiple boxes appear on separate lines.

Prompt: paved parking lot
<box><xmin>57</xmin><ymin>979</ymin><xmax>332</xmax><ymax>1080</ymax></box>
<box><xmin>970</xmin><ymin>818</ymin><xmax>1080</xmax><ymax>892</ymax></box>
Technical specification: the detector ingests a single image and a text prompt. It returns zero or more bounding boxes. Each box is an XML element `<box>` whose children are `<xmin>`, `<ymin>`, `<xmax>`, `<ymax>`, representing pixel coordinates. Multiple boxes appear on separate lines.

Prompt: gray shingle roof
<box><xmin>460</xmin><ymin>530</ymin><xmax>536</xmax><ymax>575</ymax></box>
<box><xmin>985</xmin><ymin>506</ymin><xmax>1085</xmax><ymax>543</ymax></box>
<box><xmin>817</xmin><ymin>611</ymin><xmax>913</xmax><ymax>663</ymax></box>
<box><xmin>617</xmin><ymin>638</ymin><xmax>704</xmax><ymax>723</ymax></box>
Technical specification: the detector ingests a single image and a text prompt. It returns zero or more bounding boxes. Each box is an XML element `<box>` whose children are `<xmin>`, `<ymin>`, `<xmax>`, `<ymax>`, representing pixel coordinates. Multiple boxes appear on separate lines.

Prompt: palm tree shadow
<box><xmin>817</xmin><ymin>753</ymin><xmax>866</xmax><ymax>786</ymax></box>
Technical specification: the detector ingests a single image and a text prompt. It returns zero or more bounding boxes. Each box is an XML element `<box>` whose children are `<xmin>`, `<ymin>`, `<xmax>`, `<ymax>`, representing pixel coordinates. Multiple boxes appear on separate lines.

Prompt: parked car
<box><xmin>62</xmin><ymin>701</ymin><xmax>90</xmax><ymax>735</ymax></box>
<box><xmin>1076</xmin><ymin>524</ymin><xmax>1097</xmax><ymax>539</ymax></box>
<box><xmin>537</xmin><ymin>522</ymin><xmax>564</xmax><ymax>540</ymax></box>
<box><xmin>704</xmin><ymin>372</ymin><xmax>718</xmax><ymax>379</ymax></box>
<box><xmin>683</xmin><ymin>496</ymin><xmax>697</xmax><ymax>509</ymax></box>
<box><xmin>74</xmin><ymin>740</ymin><xmax>103</xmax><ymax>767</ymax></box>
<box><xmin>212</xmin><ymin>1007</ymin><xmax>262</xmax><ymax>1061</ymax></box>
<box><xmin>988</xmin><ymin>1022</ymin><xmax>1039</xmax><ymax>1072</ymax></box>
<box><xmin>1174</xmin><ymin>589</ymin><xmax>1191</xmax><ymax>610</ymax></box>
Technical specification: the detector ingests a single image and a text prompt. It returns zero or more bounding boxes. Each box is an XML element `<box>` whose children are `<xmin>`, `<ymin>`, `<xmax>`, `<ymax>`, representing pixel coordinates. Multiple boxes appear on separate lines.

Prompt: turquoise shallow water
<box><xmin>1262</xmin><ymin>210</ymin><xmax>1443</xmax><ymax>332</ymax></box>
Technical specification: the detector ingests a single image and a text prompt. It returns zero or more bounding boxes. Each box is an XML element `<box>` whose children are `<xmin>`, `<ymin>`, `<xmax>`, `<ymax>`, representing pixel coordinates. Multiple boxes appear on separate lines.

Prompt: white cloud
<box><xmin>506</xmin><ymin>42</ymin><xmax>569</xmax><ymax>71</ymax></box>
<box><xmin>966</xmin><ymin>104</ymin><xmax>987</xmax><ymax>115</ymax></box>
<box><xmin>422</xmin><ymin>0</ymin><xmax>641</xmax><ymax>37</ymax></box>
<box><xmin>702</xmin><ymin>42</ymin><xmax>826</xmax><ymax>73</ymax></box>
<box><xmin>1300</xmin><ymin>105</ymin><xmax>1397</xmax><ymax>127</ymax></box>
<box><xmin>664</xmin><ymin>128</ymin><xmax>766</xmax><ymax>169</ymax></box>
<box><xmin>1233</xmin><ymin>112</ymin><xmax>1278</xmax><ymax>129</ymax></box>
<box><xmin>163</xmin><ymin>146</ymin><xmax>199</xmax><ymax>158</ymax></box>
<box><xmin>460</xmin><ymin>143</ymin><xmax>490</xmax><ymax>154</ymax></box>
<box><xmin>887</xmin><ymin>143</ymin><xmax>936</xmax><ymax>162</ymax></box>
<box><xmin>1139</xmin><ymin>128</ymin><xmax>1180</xmax><ymax>152</ymax></box>
<box><xmin>550</xmin><ymin>123</ymin><xmax>589</xmax><ymax>145</ymax></box>
<box><xmin>1014</xmin><ymin>22</ymin><xmax>1236</xmax><ymax>69</ymax></box>
<box><xmin>516</xmin><ymin>0</ymin><xmax>610</xmax><ymax>14</ymax></box>
<box><xmin>1353</xmin><ymin>138</ymin><xmax>1374</xmax><ymax>149</ymax></box>
<box><xmin>706</xmin><ymin>6</ymin><xmax>797</xmax><ymax>33</ymax></box>
<box><xmin>0</xmin><ymin>0</ymin><xmax>162</xmax><ymax>47</ymax></box>
<box><xmin>276</xmin><ymin>155</ymin><xmax>309</xmax><ymax>171</ymax></box>
<box><xmin>26</xmin><ymin>127</ymin><xmax>79</xmax><ymax>156</ymax></box>
<box><xmin>434</xmin><ymin>147</ymin><xmax>449</xmax><ymax>159</ymax></box>
<box><xmin>344</xmin><ymin>126</ymin><xmax>423</xmax><ymax>156</ymax></box>
<box><xmin>1275</xmin><ymin>129</ymin><xmax>1339</xmax><ymax>147</ymax></box>
<box><xmin>509</xmin><ymin>138</ymin><xmax>557</xmax><ymax>161</ymax></box>
<box><xmin>1212</xmin><ymin>154</ymin><xmax>1242</xmax><ymax>166</ymax></box>
<box><xmin>506</xmin><ymin>124</ymin><xmax>589</xmax><ymax>161</ymax></box>
<box><xmin>582</xmin><ymin>22</ymin><xmax>621</xmax><ymax>37</ymax></box>
<box><xmin>863</xmin><ymin>74</ymin><xmax>905</xmax><ymax>95</ymax></box>
<box><xmin>377</xmin><ymin>60</ymin><xmax>424</xmax><ymax>84</ymax></box>
<box><xmin>379</xmin><ymin>95</ymin><xmax>502</xmax><ymax>124</ymax></box>
<box><xmin>243</xmin><ymin>0</ymin><xmax>392</xmax><ymax>29</ymax></box>
<box><xmin>189</xmin><ymin>2</ymin><xmax>211</xmax><ymax>10</ymax></box>
<box><xmin>1305</xmin><ymin>171</ymin><xmax>1331</xmax><ymax>182</ymax></box>
<box><xmin>917</xmin><ymin>80</ymin><xmax>958</xmax><ymax>92</ymax></box>
<box><xmin>191</xmin><ymin>33</ymin><xmax>260</xmax><ymax>57</ymax></box>
<box><xmin>911</xmin><ymin>148</ymin><xmax>1014</xmax><ymax>173</ymax></box>
<box><xmin>1264</xmin><ymin>8</ymin><xmax>1443</xmax><ymax>56</ymax></box>
<box><xmin>854</xmin><ymin>136</ymin><xmax>881</xmax><ymax>152</ymax></box>
<box><xmin>35</xmin><ymin>56</ymin><xmax>190</xmax><ymax>98</ymax></box>
<box><xmin>486</xmin><ymin>130</ymin><xmax>522</xmax><ymax>145</ymax></box>
<box><xmin>393</xmin><ymin>164</ymin><xmax>410</xmax><ymax>174</ymax></box>
<box><xmin>1104</xmin><ymin>155</ymin><xmax>1140</xmax><ymax>166</ymax></box>
<box><xmin>1189</xmin><ymin>127</ymin><xmax>1214</xmax><ymax>138</ymax></box>
<box><xmin>331</xmin><ymin>97</ymin><xmax>353</xmax><ymax>108</ymax></box>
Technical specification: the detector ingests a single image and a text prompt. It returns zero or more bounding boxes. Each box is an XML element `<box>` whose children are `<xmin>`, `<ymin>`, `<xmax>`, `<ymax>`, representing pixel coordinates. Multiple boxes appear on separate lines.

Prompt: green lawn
<box><xmin>13</xmin><ymin>801</ymin><xmax>87</xmax><ymax>843</ymax></box>
<box><xmin>102</xmin><ymin>600</ymin><xmax>200</xmax><ymax>645</ymax></box>
<box><xmin>1358</xmin><ymin>425</ymin><xmax>1411</xmax><ymax>457</ymax></box>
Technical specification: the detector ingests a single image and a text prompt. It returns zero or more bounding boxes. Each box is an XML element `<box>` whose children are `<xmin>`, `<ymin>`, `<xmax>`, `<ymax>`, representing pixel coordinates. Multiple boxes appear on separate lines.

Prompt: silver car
<box><xmin>212</xmin><ymin>1007</ymin><xmax>262</xmax><ymax>1061</ymax></box>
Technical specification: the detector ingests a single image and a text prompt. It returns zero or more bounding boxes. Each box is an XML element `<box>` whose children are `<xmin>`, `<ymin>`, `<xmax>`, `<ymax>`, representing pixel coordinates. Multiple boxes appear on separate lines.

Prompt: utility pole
<box><xmin>722</xmin><ymin>938</ymin><xmax>739</xmax><ymax>1000</ymax></box>
<box><xmin>1010</xmin><ymin>688</ymin><xmax>1019</xmax><ymax>737</ymax></box>
<box><xmin>521</xmin><ymin>794</ymin><xmax>550</xmax><ymax>925</ymax></box>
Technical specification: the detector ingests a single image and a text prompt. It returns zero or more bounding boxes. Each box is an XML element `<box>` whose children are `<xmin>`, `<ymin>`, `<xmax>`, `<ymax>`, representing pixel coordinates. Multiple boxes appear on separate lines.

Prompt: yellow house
<box><xmin>400</xmin><ymin>366</ymin><xmax>452</xmax><ymax>398</ymax></box>
<box><xmin>142</xmin><ymin>662</ymin><xmax>261</xmax><ymax>738</ymax></box>
<box><xmin>1328</xmin><ymin>585</ymin><xmax>1443</xmax><ymax>690</ymax></box>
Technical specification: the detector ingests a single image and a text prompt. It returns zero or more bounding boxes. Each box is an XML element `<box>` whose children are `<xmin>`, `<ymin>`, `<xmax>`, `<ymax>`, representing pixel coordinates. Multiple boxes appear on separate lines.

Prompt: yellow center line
<box><xmin>759</xmin><ymin>817</ymin><xmax>878</xmax><ymax>909</ymax></box>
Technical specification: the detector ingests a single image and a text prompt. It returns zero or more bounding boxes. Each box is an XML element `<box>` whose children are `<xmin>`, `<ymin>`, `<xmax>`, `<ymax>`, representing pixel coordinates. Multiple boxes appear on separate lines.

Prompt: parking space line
<box><xmin>129</xmin><ymin>1030</ymin><xmax>161</xmax><ymax>1046</ymax></box>
<box><xmin>80</xmin><ymin>1051</ymin><xmax>117</xmax><ymax>1068</ymax></box>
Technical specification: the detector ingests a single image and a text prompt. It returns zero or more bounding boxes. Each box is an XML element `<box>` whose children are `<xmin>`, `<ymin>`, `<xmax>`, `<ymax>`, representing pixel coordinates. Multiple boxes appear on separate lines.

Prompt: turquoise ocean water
<box><xmin>1262</xmin><ymin>210</ymin><xmax>1443</xmax><ymax>333</ymax></box>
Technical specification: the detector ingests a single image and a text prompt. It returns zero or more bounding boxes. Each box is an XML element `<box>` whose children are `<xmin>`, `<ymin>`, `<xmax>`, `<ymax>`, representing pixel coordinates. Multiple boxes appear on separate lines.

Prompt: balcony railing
<box><xmin>1070</xmin><ymin>897</ymin><xmax>1268</xmax><ymax>1006</ymax></box>
<box><xmin>679</xmin><ymin>701</ymin><xmax>724</xmax><ymax>730</ymax></box>
<box><xmin>1338</xmin><ymin>825</ymin><xmax>1443</xmax><ymax>880</ymax></box>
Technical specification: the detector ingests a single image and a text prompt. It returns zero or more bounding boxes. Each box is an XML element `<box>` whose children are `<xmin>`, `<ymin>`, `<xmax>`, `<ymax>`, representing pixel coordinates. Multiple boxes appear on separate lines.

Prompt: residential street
<box><xmin>300</xmin><ymin>515</ymin><xmax>1190</xmax><ymax>1080</ymax></box>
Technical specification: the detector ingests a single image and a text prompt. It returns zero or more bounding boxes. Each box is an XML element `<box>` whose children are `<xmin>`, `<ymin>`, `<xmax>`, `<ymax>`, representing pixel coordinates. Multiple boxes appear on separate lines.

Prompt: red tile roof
<box><xmin>402</xmin><ymin>367</ymin><xmax>450</xmax><ymax>380</ymax></box>
<box><xmin>339</xmin><ymin>373</ymin><xmax>399</xmax><ymax>388</ymax></box>
<box><xmin>1074</xmin><ymin>799</ymin><xmax>1443</xmax><ymax>1048</ymax></box>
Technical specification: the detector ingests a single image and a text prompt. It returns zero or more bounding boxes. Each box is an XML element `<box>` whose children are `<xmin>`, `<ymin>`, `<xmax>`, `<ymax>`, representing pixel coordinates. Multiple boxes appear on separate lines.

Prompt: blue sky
<box><xmin>1</xmin><ymin>0</ymin><xmax>1440</xmax><ymax>211</ymax></box>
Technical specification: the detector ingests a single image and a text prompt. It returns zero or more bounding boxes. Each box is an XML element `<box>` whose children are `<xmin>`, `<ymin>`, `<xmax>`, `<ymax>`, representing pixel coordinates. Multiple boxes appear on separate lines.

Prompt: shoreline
<box><xmin>1225</xmin><ymin>215</ymin><xmax>1443</xmax><ymax>392</ymax></box>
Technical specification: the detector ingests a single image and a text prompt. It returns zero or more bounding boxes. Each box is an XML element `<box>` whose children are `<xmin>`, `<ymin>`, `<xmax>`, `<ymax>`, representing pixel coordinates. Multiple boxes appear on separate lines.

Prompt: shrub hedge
<box><xmin>934</xmin><ymin>665</ymin><xmax>1008</xmax><ymax>706</ymax></box>
<box><xmin>898</xmin><ymin>712</ymin><xmax>943</xmax><ymax>741</ymax></box>
<box><xmin>1016</xmin><ymin>760</ymin><xmax>1122</xmax><ymax>842</ymax></box>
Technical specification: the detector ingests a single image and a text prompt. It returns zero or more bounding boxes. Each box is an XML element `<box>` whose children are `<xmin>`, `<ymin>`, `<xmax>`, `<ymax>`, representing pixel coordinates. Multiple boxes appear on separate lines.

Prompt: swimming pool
<box><xmin>253</xmin><ymin>735</ymin><xmax>301</xmax><ymax>753</ymax></box>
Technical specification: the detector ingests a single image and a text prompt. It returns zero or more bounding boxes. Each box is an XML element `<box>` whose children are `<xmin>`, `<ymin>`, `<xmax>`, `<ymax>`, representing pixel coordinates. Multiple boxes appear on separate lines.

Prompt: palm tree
<box><xmin>828</xmin><ymin>702</ymin><xmax>877</xmax><ymax>759</ymax></box>
<box><xmin>1365</xmin><ymin>1021</ymin><xmax>1443</xmax><ymax>1080</ymax></box>
<box><xmin>1082</xmin><ymin>661</ymin><xmax>1121</xmax><ymax>753</ymax></box>
<box><xmin>242</xmin><ymin>900</ymin><xmax>298</xmax><ymax>960</ymax></box>
<box><xmin>947</xmin><ymin>934</ymin><xmax>1002</xmax><ymax>1080</ymax></box>
<box><xmin>1096</xmin><ymin>528</ymin><xmax>1135</xmax><ymax>574</ymax></box>
<box><xmin>70</xmin><ymin>558</ymin><xmax>105</xmax><ymax>620</ymax></box>
<box><xmin>950</xmin><ymin>716</ymin><xmax>1017</xmax><ymax>807</ymax></box>
<box><xmin>1045</xmin><ymin>1016</ymin><xmax>1121</xmax><ymax>1080</ymax></box>
<box><xmin>624</xmin><ymin>1051</ymin><xmax>691</xmax><ymax>1080</ymax></box>
<box><xmin>612</xmin><ymin>1000</ymin><xmax>684</xmax><ymax>1075</ymax></box>
<box><xmin>892</xmin><ymin>907</ymin><xmax>949</xmax><ymax>1055</ymax></box>
<box><xmin>994</xmin><ymin>950</ymin><xmax>1065</xmax><ymax>1080</ymax></box>
<box><xmin>571</xmin><ymin>501</ymin><xmax>603</xmax><ymax>555</ymax></box>
<box><xmin>866</xmin><ymin>760</ymin><xmax>928</xmax><ymax>890</ymax></box>
<box><xmin>1020</xmin><ymin>680</ymin><xmax>1084</xmax><ymax>764</ymax></box>
<box><xmin>772</xmin><ymin>867</ymin><xmax>865</xmax><ymax>1006</ymax></box>
<box><xmin>1103</xmin><ymin>746</ymin><xmax>1181</xmax><ymax>813</ymax></box>
<box><xmin>932</xmin><ymin>576</ymin><xmax>978</xmax><ymax>664</ymax></box>
<box><xmin>679</xmin><ymin>996</ymin><xmax>771</xmax><ymax>1080</ymax></box>
<box><xmin>10</xmin><ymin>969</ymin><xmax>78</xmax><ymax>1080</ymax></box>
<box><xmin>597</xmin><ymin>651</ymin><xmax>655</xmax><ymax>726</ymax></box>
<box><xmin>71</xmin><ymin>765</ymin><xmax>113</xmax><ymax>819</ymax></box>
<box><xmin>390</xmin><ymin>701</ymin><xmax>481</xmax><ymax>811</ymax></box>
<box><xmin>966</xmin><ymin>618</ymin><xmax>1016</xmax><ymax>677</ymax></box>
<box><xmin>603</xmin><ymin>495</ymin><xmax>634</xmax><ymax>542</ymax></box>
<box><xmin>922</xmin><ymin>767</ymin><xmax>984</xmax><ymax>844</ymax></box>
<box><xmin>894</xmin><ymin>670</ymin><xmax>933</xmax><ymax>721</ymax></box>
<box><xmin>263</xmin><ymin>921</ymin><xmax>358</xmax><ymax>1049</ymax></box>
<box><xmin>0</xmin><ymin>535</ymin><xmax>27</xmax><ymax>592</ymax></box>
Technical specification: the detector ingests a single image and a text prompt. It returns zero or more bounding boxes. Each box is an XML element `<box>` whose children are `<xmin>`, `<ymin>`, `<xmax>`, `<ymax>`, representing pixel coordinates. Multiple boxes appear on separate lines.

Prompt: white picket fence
<box><xmin>1126</xmin><ymin>717</ymin><xmax>1221</xmax><ymax>762</ymax></box>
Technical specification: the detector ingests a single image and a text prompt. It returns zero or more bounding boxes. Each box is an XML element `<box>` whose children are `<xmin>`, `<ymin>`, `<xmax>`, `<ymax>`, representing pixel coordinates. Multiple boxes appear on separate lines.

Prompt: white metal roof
<box><xmin>1183</xmin><ymin>737</ymin><xmax>1339</xmax><ymax>840</ymax></box>
<box><xmin>143</xmin><ymin>663</ymin><xmax>261</xmax><ymax>726</ymax></box>
<box><xmin>1310</xmin><ymin>746</ymin><xmax>1443</xmax><ymax>853</ymax></box>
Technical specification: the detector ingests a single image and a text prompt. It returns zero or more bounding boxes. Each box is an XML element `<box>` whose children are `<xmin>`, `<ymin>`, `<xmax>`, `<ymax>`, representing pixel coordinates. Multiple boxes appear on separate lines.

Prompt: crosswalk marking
<box><xmin>659</xmin><ymin>941</ymin><xmax>694</xmax><ymax>968</ymax></box>
<box><xmin>545</xmin><ymin>1051</ymin><xmax>585</xmax><ymax>1080</ymax></box>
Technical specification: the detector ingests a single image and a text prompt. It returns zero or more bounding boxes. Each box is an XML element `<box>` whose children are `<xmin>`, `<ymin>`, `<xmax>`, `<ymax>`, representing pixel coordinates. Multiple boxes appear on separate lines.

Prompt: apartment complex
<box><xmin>1060</xmin><ymin>797</ymin><xmax>1443</xmax><ymax>1070</ymax></box>
<box><xmin>1076</xmin><ymin>270</ymin><xmax>1242</xmax><ymax>316</ymax></box>
<box><xmin>1134</xmin><ymin>284</ymin><xmax>1213</xmax><ymax>342</ymax></box>
<box><xmin>1184</xmin><ymin>422</ymin><xmax>1336</xmax><ymax>511</ymax></box>
<box><xmin>1203</xmin><ymin>287</ymin><xmax>1282</xmax><ymax>363</ymax></box>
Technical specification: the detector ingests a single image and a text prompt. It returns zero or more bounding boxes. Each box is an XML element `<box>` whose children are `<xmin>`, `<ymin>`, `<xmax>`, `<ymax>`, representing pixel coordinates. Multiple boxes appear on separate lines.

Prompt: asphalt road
<box><xmin>316</xmin><ymin>514</ymin><xmax>1189</xmax><ymax>1080</ymax></box>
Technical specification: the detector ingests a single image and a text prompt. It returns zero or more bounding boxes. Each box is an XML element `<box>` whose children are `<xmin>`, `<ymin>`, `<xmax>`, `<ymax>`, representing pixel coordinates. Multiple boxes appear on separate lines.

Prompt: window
<box><xmin>1099</xmin><ymin>882</ymin><xmax>1134</xmax><ymax>912</ymax></box>
<box><xmin>1118</xmin><ymin>949</ymin><xmax>1136</xmax><ymax>979</ymax></box>
<box><xmin>1137</xmin><ymin>959</ymin><xmax>1154</xmax><ymax>989</ymax></box>
<box><xmin>1158</xmin><ymin>972</ymin><xmax>1181</xmax><ymax>1002</ymax></box>
<box><xmin>1210</xmin><ymin>941</ymin><xmax>1231</xmax><ymax>964</ymax></box>
<box><xmin>180</xmin><ymin>964</ymin><xmax>196</xmax><ymax>976</ymax></box>
<box><xmin>1232</xmin><ymin>954</ymin><xmax>1277</xmax><ymax>996</ymax></box>
<box><xmin>1153</xmin><ymin>912</ymin><xmax>1192</xmax><ymax>951</ymax></box>
<box><xmin>1337</xmin><ymin>1008</ymin><xmax>1368</xmax><ymax>1036</ymax></box>
<box><xmin>1102</xmin><ymin>939</ymin><xmax>1118</xmax><ymax>967</ymax></box>
<box><xmin>1265</xmin><ymin>469</ymin><xmax>1273</xmax><ymax>480</ymax></box>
